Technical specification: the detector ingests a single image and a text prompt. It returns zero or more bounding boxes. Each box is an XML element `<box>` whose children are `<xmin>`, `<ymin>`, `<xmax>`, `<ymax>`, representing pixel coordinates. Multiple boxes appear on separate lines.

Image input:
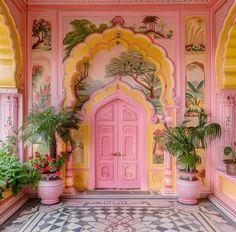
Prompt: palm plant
<box><xmin>19</xmin><ymin>106</ymin><xmax>80</xmax><ymax>158</ymax></box>
<box><xmin>159</xmin><ymin>108</ymin><xmax>221</xmax><ymax>172</ymax></box>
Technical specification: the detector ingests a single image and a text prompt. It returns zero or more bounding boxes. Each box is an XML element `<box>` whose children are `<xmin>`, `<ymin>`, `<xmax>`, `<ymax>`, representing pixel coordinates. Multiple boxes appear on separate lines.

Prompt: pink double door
<box><xmin>95</xmin><ymin>99</ymin><xmax>142</xmax><ymax>189</ymax></box>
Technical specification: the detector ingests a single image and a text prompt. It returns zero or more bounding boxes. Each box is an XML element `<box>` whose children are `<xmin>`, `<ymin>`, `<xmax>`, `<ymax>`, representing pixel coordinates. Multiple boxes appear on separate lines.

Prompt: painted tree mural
<box><xmin>72</xmin><ymin>59</ymin><xmax>90</xmax><ymax>109</ymax></box>
<box><xmin>105</xmin><ymin>50</ymin><xmax>163</xmax><ymax>114</ymax></box>
<box><xmin>32</xmin><ymin>18</ymin><xmax>51</xmax><ymax>49</ymax></box>
<box><xmin>63</xmin><ymin>19</ymin><xmax>108</xmax><ymax>60</ymax></box>
<box><xmin>142</xmin><ymin>16</ymin><xmax>160</xmax><ymax>31</ymax></box>
<box><xmin>32</xmin><ymin>64</ymin><xmax>51</xmax><ymax>110</ymax></box>
<box><xmin>139</xmin><ymin>16</ymin><xmax>173</xmax><ymax>39</ymax></box>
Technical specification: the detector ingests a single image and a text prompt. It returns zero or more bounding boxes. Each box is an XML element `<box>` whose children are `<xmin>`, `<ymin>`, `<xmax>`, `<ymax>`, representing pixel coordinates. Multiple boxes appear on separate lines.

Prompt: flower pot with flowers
<box><xmin>28</xmin><ymin>152</ymin><xmax>66</xmax><ymax>204</ymax></box>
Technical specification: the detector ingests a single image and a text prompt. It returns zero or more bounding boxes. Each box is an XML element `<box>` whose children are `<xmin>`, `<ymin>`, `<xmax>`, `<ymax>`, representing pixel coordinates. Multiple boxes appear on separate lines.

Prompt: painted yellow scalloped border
<box><xmin>216</xmin><ymin>1</ymin><xmax>236</xmax><ymax>89</ymax></box>
<box><xmin>0</xmin><ymin>0</ymin><xmax>22</xmax><ymax>89</ymax></box>
<box><xmin>63</xmin><ymin>25</ymin><xmax>174</xmax><ymax>107</ymax></box>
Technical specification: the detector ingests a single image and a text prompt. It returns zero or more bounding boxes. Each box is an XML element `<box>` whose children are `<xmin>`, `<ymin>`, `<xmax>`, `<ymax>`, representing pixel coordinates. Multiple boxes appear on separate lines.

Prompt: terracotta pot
<box><xmin>225</xmin><ymin>162</ymin><xmax>236</xmax><ymax>176</ymax></box>
<box><xmin>176</xmin><ymin>178</ymin><xmax>201</xmax><ymax>204</ymax></box>
<box><xmin>38</xmin><ymin>178</ymin><xmax>63</xmax><ymax>204</ymax></box>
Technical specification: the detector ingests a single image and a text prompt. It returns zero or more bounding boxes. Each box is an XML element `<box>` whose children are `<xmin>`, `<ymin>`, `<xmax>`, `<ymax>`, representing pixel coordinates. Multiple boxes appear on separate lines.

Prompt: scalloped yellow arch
<box><xmin>216</xmin><ymin>1</ymin><xmax>236</xmax><ymax>89</ymax></box>
<box><xmin>64</xmin><ymin>25</ymin><xmax>174</xmax><ymax>107</ymax></box>
<box><xmin>0</xmin><ymin>0</ymin><xmax>22</xmax><ymax>88</ymax></box>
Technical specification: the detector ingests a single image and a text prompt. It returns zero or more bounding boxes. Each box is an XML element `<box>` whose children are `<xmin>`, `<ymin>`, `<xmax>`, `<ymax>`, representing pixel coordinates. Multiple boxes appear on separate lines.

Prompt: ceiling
<box><xmin>26</xmin><ymin>0</ymin><xmax>209</xmax><ymax>4</ymax></box>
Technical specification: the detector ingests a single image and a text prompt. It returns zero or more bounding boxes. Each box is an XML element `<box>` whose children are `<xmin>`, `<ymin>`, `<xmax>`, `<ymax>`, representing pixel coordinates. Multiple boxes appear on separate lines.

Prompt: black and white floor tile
<box><xmin>1</xmin><ymin>197</ymin><xmax>235</xmax><ymax>232</ymax></box>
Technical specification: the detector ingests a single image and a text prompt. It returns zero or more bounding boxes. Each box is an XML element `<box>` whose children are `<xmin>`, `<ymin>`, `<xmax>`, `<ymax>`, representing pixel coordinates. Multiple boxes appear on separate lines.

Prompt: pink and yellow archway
<box><xmin>63</xmin><ymin>16</ymin><xmax>175</xmax><ymax>111</ymax></box>
<box><xmin>216</xmin><ymin>1</ymin><xmax>236</xmax><ymax>89</ymax></box>
<box><xmin>0</xmin><ymin>0</ymin><xmax>22</xmax><ymax>89</ymax></box>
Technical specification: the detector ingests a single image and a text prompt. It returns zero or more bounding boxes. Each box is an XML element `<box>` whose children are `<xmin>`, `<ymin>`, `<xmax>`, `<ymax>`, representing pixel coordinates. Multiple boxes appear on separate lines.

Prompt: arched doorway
<box><xmin>88</xmin><ymin>89</ymin><xmax>147</xmax><ymax>190</ymax></box>
<box><xmin>94</xmin><ymin>97</ymin><xmax>145</xmax><ymax>189</ymax></box>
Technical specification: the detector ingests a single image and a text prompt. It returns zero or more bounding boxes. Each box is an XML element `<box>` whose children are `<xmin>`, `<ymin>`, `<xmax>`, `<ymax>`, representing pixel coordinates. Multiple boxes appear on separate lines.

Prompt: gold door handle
<box><xmin>117</xmin><ymin>152</ymin><xmax>126</xmax><ymax>157</ymax></box>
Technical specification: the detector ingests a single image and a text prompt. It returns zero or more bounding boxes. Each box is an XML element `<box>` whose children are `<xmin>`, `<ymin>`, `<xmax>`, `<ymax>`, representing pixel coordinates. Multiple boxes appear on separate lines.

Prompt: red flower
<box><xmin>28</xmin><ymin>156</ymin><xmax>33</xmax><ymax>160</ymax></box>
<box><xmin>40</xmin><ymin>168</ymin><xmax>45</xmax><ymax>173</ymax></box>
<box><xmin>47</xmin><ymin>156</ymin><xmax>53</xmax><ymax>163</ymax></box>
<box><xmin>52</xmin><ymin>166</ymin><xmax>57</xmax><ymax>171</ymax></box>
<box><xmin>35</xmin><ymin>152</ymin><xmax>41</xmax><ymax>158</ymax></box>
<box><xmin>34</xmin><ymin>163</ymin><xmax>39</xmax><ymax>169</ymax></box>
<box><xmin>45</xmin><ymin>154</ymin><xmax>49</xmax><ymax>159</ymax></box>
<box><xmin>60</xmin><ymin>151</ymin><xmax>66</xmax><ymax>156</ymax></box>
<box><xmin>41</xmin><ymin>159</ymin><xmax>46</xmax><ymax>164</ymax></box>
<box><xmin>45</xmin><ymin>166</ymin><xmax>50</xmax><ymax>171</ymax></box>
<box><xmin>55</xmin><ymin>171</ymin><xmax>60</xmax><ymax>177</ymax></box>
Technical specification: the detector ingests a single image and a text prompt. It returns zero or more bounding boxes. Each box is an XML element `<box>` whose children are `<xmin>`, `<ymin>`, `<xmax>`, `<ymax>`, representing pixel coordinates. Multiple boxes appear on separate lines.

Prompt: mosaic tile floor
<box><xmin>1</xmin><ymin>198</ymin><xmax>236</xmax><ymax>232</ymax></box>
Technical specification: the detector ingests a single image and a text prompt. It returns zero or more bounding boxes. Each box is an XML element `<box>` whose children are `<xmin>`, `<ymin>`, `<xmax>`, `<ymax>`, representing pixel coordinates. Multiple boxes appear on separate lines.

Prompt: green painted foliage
<box><xmin>63</xmin><ymin>19</ymin><xmax>108</xmax><ymax>60</ymax></box>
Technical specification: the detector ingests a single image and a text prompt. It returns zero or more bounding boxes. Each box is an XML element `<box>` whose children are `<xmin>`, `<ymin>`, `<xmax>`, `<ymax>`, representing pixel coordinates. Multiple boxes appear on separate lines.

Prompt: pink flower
<box><xmin>55</xmin><ymin>171</ymin><xmax>60</xmax><ymax>177</ymax></box>
<box><xmin>45</xmin><ymin>154</ymin><xmax>49</xmax><ymax>159</ymax></box>
<box><xmin>40</xmin><ymin>168</ymin><xmax>45</xmax><ymax>173</ymax></box>
<box><xmin>28</xmin><ymin>156</ymin><xmax>33</xmax><ymax>160</ymax></box>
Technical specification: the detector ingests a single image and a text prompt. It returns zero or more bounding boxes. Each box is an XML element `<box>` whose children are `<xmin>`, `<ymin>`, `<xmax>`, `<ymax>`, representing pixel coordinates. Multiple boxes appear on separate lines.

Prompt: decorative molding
<box><xmin>209</xmin><ymin>194</ymin><xmax>236</xmax><ymax>223</ymax></box>
<box><xmin>26</xmin><ymin>0</ymin><xmax>208</xmax><ymax>4</ymax></box>
<box><xmin>0</xmin><ymin>192</ymin><xmax>30</xmax><ymax>225</ymax></box>
<box><xmin>81</xmin><ymin>76</ymin><xmax>158</xmax><ymax>124</ymax></box>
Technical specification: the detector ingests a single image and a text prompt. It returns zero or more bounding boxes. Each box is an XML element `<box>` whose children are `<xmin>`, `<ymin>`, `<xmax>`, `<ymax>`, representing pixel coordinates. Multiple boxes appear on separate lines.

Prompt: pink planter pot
<box><xmin>38</xmin><ymin>178</ymin><xmax>63</xmax><ymax>204</ymax></box>
<box><xmin>176</xmin><ymin>179</ymin><xmax>201</xmax><ymax>204</ymax></box>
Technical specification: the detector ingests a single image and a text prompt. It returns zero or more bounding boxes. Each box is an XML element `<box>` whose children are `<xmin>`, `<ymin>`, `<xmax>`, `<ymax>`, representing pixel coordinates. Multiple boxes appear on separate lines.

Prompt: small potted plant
<box><xmin>158</xmin><ymin>108</ymin><xmax>221</xmax><ymax>204</ymax></box>
<box><xmin>28</xmin><ymin>151</ymin><xmax>66</xmax><ymax>204</ymax></box>
<box><xmin>223</xmin><ymin>142</ymin><xmax>236</xmax><ymax>176</ymax></box>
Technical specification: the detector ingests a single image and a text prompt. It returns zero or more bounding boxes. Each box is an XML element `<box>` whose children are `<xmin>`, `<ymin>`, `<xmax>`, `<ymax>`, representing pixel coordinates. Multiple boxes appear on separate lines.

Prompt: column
<box><xmin>218</xmin><ymin>93</ymin><xmax>235</xmax><ymax>171</ymax></box>
<box><xmin>161</xmin><ymin>150</ymin><xmax>174</xmax><ymax>194</ymax></box>
<box><xmin>161</xmin><ymin>107</ymin><xmax>174</xmax><ymax>194</ymax></box>
<box><xmin>3</xmin><ymin>94</ymin><xmax>19</xmax><ymax>137</ymax></box>
<box><xmin>63</xmin><ymin>143</ymin><xmax>76</xmax><ymax>195</ymax></box>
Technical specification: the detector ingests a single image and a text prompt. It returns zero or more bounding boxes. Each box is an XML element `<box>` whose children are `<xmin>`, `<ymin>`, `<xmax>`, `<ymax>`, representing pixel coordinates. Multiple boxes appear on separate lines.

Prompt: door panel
<box><xmin>95</xmin><ymin>103</ymin><xmax>117</xmax><ymax>188</ymax></box>
<box><xmin>95</xmin><ymin>99</ymin><xmax>141</xmax><ymax>189</ymax></box>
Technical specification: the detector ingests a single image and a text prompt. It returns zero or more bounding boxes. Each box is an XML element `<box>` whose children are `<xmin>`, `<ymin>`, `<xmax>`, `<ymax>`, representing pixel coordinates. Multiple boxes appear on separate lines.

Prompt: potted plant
<box><xmin>159</xmin><ymin>108</ymin><xmax>221</xmax><ymax>204</ymax></box>
<box><xmin>223</xmin><ymin>142</ymin><xmax>236</xmax><ymax>176</ymax></box>
<box><xmin>0</xmin><ymin>136</ymin><xmax>39</xmax><ymax>200</ymax></box>
<box><xmin>19</xmin><ymin>106</ymin><xmax>80</xmax><ymax>157</ymax></box>
<box><xmin>19</xmin><ymin>106</ymin><xmax>79</xmax><ymax>204</ymax></box>
<box><xmin>27</xmin><ymin>152</ymin><xmax>66</xmax><ymax>204</ymax></box>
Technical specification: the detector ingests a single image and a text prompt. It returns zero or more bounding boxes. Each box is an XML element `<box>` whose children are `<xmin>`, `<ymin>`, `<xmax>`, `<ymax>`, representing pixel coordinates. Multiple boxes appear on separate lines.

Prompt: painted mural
<box><xmin>63</xmin><ymin>15</ymin><xmax>175</xmax><ymax>188</ymax></box>
<box><xmin>31</xmin><ymin>17</ymin><xmax>52</xmax><ymax>110</ymax></box>
<box><xmin>32</xmin><ymin>18</ymin><xmax>52</xmax><ymax>50</ymax></box>
<box><xmin>185</xmin><ymin>17</ymin><xmax>205</xmax><ymax>53</ymax></box>
<box><xmin>134</xmin><ymin>16</ymin><xmax>174</xmax><ymax>39</ymax></box>
<box><xmin>185</xmin><ymin>16</ymin><xmax>206</xmax><ymax>187</ymax></box>
<box><xmin>64</xmin><ymin>17</ymin><xmax>171</xmax><ymax>115</ymax></box>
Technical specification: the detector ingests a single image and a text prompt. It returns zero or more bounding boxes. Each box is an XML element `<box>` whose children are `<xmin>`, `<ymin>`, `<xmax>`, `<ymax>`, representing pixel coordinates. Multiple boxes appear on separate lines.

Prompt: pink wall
<box><xmin>3</xmin><ymin>0</ymin><xmax>235</xmax><ymax>199</ymax></box>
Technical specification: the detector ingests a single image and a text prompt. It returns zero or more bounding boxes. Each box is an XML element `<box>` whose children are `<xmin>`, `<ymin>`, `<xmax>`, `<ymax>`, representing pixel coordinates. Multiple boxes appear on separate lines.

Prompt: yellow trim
<box><xmin>216</xmin><ymin>1</ymin><xmax>236</xmax><ymax>89</ymax></box>
<box><xmin>0</xmin><ymin>0</ymin><xmax>22</xmax><ymax>88</ymax></box>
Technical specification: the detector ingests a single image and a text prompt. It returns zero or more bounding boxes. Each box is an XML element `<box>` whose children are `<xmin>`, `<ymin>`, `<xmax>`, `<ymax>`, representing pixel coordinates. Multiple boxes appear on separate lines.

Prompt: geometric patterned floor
<box><xmin>1</xmin><ymin>198</ymin><xmax>236</xmax><ymax>232</ymax></box>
